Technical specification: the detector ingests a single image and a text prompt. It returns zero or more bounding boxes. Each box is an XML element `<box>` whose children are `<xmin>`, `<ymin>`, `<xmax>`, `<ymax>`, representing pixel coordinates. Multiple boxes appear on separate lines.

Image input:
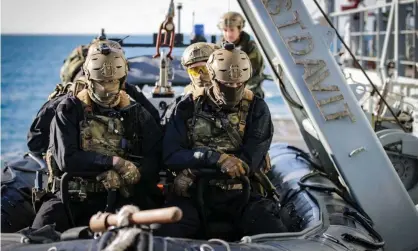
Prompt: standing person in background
<box><xmin>217</xmin><ymin>12</ymin><xmax>266</xmax><ymax>99</ymax></box>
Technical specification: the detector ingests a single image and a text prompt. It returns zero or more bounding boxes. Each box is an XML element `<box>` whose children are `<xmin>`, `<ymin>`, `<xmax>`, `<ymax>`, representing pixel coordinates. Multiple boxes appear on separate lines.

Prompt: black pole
<box><xmin>177</xmin><ymin>3</ymin><xmax>182</xmax><ymax>34</ymax></box>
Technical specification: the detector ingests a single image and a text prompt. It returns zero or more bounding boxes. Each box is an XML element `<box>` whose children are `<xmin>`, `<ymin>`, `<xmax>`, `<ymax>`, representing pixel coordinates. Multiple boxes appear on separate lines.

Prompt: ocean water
<box><xmin>1</xmin><ymin>35</ymin><xmax>289</xmax><ymax>164</ymax></box>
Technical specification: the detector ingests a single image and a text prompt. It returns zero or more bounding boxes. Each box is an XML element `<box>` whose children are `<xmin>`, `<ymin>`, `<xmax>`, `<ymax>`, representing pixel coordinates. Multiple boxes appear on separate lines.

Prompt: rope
<box><xmin>102</xmin><ymin>205</ymin><xmax>142</xmax><ymax>251</ymax></box>
<box><xmin>209</xmin><ymin>238</ymin><xmax>231</xmax><ymax>251</ymax></box>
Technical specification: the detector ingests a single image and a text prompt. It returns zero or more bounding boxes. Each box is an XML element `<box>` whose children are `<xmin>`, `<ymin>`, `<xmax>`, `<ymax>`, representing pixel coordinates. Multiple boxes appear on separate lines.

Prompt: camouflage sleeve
<box><xmin>246</xmin><ymin>42</ymin><xmax>265</xmax><ymax>89</ymax></box>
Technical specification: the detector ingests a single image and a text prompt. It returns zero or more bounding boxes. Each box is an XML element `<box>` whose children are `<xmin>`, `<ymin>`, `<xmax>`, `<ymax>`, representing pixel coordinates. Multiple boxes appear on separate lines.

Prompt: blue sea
<box><xmin>1</xmin><ymin>35</ymin><xmax>289</xmax><ymax>165</ymax></box>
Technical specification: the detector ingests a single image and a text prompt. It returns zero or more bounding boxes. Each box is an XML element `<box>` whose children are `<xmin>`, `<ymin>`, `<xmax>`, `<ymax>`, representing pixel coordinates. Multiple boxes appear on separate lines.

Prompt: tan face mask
<box><xmin>210</xmin><ymin>80</ymin><xmax>244</xmax><ymax>110</ymax></box>
<box><xmin>88</xmin><ymin>79</ymin><xmax>121</xmax><ymax>107</ymax></box>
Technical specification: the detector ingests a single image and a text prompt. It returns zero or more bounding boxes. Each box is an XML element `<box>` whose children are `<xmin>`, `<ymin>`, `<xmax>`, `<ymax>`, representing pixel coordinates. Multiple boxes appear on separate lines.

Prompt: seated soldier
<box><xmin>27</xmin><ymin>39</ymin><xmax>159</xmax><ymax>157</ymax></box>
<box><xmin>161</xmin><ymin>42</ymin><xmax>217</xmax><ymax>126</ymax></box>
<box><xmin>156</xmin><ymin>44</ymin><xmax>286</xmax><ymax>239</ymax></box>
<box><xmin>32</xmin><ymin>42</ymin><xmax>163</xmax><ymax>232</ymax></box>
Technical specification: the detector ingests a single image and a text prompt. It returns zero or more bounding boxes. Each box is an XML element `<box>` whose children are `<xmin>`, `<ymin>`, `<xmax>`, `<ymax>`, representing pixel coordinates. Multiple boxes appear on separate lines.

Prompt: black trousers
<box><xmin>155</xmin><ymin>187</ymin><xmax>287</xmax><ymax>239</ymax></box>
<box><xmin>32</xmin><ymin>193</ymin><xmax>108</xmax><ymax>233</ymax></box>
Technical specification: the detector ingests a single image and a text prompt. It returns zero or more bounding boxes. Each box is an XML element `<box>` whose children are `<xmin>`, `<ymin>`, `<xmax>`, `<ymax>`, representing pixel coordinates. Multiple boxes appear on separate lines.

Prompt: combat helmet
<box><xmin>206</xmin><ymin>43</ymin><xmax>252</xmax><ymax>109</ymax></box>
<box><xmin>206</xmin><ymin>43</ymin><xmax>252</xmax><ymax>83</ymax></box>
<box><xmin>217</xmin><ymin>12</ymin><xmax>246</xmax><ymax>30</ymax></box>
<box><xmin>181</xmin><ymin>42</ymin><xmax>218</xmax><ymax>67</ymax></box>
<box><xmin>82</xmin><ymin>41</ymin><xmax>128</xmax><ymax>107</ymax></box>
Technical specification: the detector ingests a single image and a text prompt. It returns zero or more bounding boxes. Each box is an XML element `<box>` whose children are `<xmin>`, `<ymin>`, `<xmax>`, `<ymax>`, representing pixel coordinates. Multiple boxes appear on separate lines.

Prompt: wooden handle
<box><xmin>89</xmin><ymin>207</ymin><xmax>183</xmax><ymax>232</ymax></box>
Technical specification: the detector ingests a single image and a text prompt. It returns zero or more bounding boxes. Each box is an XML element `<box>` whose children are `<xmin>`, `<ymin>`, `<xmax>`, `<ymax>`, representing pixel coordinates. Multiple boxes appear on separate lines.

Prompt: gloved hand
<box><xmin>112</xmin><ymin>157</ymin><xmax>141</xmax><ymax>185</ymax></box>
<box><xmin>173</xmin><ymin>169</ymin><xmax>196</xmax><ymax>197</ymax></box>
<box><xmin>216</xmin><ymin>154</ymin><xmax>249</xmax><ymax>178</ymax></box>
<box><xmin>96</xmin><ymin>170</ymin><xmax>131</xmax><ymax>198</ymax></box>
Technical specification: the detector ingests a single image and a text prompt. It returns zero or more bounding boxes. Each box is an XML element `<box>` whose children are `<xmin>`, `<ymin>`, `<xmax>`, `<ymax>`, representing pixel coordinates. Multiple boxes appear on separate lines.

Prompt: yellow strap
<box><xmin>238</xmin><ymin>89</ymin><xmax>254</xmax><ymax>135</ymax></box>
<box><xmin>242</xmin><ymin>88</ymin><xmax>254</xmax><ymax>101</ymax></box>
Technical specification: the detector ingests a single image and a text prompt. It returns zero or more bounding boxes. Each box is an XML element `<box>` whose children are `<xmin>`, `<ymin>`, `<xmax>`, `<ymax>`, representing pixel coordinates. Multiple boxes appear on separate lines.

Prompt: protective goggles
<box><xmin>187</xmin><ymin>66</ymin><xmax>209</xmax><ymax>77</ymax></box>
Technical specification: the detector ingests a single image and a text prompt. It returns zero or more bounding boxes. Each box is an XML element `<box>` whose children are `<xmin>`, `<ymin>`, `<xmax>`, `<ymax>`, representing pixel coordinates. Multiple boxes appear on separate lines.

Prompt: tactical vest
<box><xmin>45</xmin><ymin>89</ymin><xmax>132</xmax><ymax>192</ymax></box>
<box><xmin>188</xmin><ymin>89</ymin><xmax>254</xmax><ymax>153</ymax></box>
<box><xmin>77</xmin><ymin>89</ymin><xmax>131</xmax><ymax>157</ymax></box>
<box><xmin>188</xmin><ymin>89</ymin><xmax>271</xmax><ymax>173</ymax></box>
<box><xmin>48</xmin><ymin>77</ymin><xmax>88</xmax><ymax>101</ymax></box>
<box><xmin>59</xmin><ymin>44</ymin><xmax>89</xmax><ymax>83</ymax></box>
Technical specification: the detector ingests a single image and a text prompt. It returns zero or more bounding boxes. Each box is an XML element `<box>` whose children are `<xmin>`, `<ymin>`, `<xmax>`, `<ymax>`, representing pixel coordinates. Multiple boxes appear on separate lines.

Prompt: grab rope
<box><xmin>102</xmin><ymin>205</ymin><xmax>142</xmax><ymax>251</ymax></box>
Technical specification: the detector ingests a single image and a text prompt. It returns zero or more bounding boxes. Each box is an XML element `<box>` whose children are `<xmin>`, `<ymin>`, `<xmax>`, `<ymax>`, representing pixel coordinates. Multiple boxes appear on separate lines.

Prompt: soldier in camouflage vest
<box><xmin>218</xmin><ymin>11</ymin><xmax>266</xmax><ymax>99</ymax></box>
<box><xmin>161</xmin><ymin>42</ymin><xmax>218</xmax><ymax>126</ymax></box>
<box><xmin>156</xmin><ymin>44</ymin><xmax>286</xmax><ymax>239</ymax></box>
<box><xmin>27</xmin><ymin>39</ymin><xmax>159</xmax><ymax>158</ymax></box>
<box><xmin>32</xmin><ymin>41</ymin><xmax>163</xmax><ymax>232</ymax></box>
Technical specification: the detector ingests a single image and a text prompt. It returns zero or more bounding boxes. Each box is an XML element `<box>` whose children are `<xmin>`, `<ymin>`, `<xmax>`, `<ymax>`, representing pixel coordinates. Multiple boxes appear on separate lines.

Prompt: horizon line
<box><xmin>0</xmin><ymin>32</ymin><xmax>222</xmax><ymax>36</ymax></box>
<box><xmin>1</xmin><ymin>32</ymin><xmax>223</xmax><ymax>36</ymax></box>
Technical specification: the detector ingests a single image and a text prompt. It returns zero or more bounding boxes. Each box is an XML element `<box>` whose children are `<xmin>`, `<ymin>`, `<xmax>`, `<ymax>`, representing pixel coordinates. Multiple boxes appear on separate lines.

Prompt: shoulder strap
<box><xmin>238</xmin><ymin>89</ymin><xmax>254</xmax><ymax>136</ymax></box>
<box><xmin>48</xmin><ymin>84</ymin><xmax>64</xmax><ymax>101</ymax></box>
<box><xmin>70</xmin><ymin>77</ymin><xmax>88</xmax><ymax>96</ymax></box>
<box><xmin>48</xmin><ymin>82</ymin><xmax>74</xmax><ymax>101</ymax></box>
<box><xmin>217</xmin><ymin>90</ymin><xmax>254</xmax><ymax>148</ymax></box>
<box><xmin>218</xmin><ymin>112</ymin><xmax>243</xmax><ymax>149</ymax></box>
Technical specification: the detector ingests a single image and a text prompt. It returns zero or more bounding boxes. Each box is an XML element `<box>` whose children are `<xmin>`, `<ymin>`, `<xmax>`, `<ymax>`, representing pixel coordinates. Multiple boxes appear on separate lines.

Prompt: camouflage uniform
<box><xmin>161</xmin><ymin>42</ymin><xmax>217</xmax><ymax>127</ymax></box>
<box><xmin>32</xmin><ymin>40</ymin><xmax>163</xmax><ymax>232</ymax></box>
<box><xmin>28</xmin><ymin>39</ymin><xmax>159</xmax><ymax>157</ymax></box>
<box><xmin>156</xmin><ymin>45</ymin><xmax>285</xmax><ymax>240</ymax></box>
<box><xmin>218</xmin><ymin>12</ymin><xmax>265</xmax><ymax>98</ymax></box>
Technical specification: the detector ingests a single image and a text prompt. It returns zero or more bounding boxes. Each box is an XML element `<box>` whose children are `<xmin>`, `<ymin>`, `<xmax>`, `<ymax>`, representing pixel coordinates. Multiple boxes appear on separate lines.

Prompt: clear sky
<box><xmin>1</xmin><ymin>0</ymin><xmax>328</xmax><ymax>35</ymax></box>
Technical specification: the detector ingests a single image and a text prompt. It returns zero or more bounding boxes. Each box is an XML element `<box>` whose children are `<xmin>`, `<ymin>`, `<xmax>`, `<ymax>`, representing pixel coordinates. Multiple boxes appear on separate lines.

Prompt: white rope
<box><xmin>199</xmin><ymin>243</ymin><xmax>215</xmax><ymax>251</ymax></box>
<box><xmin>116</xmin><ymin>205</ymin><xmax>140</xmax><ymax>227</ymax></box>
<box><xmin>103</xmin><ymin>228</ymin><xmax>142</xmax><ymax>251</ymax></box>
<box><xmin>208</xmin><ymin>238</ymin><xmax>231</xmax><ymax>251</ymax></box>
<box><xmin>102</xmin><ymin>205</ymin><xmax>142</xmax><ymax>251</ymax></box>
<box><xmin>240</xmin><ymin>235</ymin><xmax>252</xmax><ymax>243</ymax></box>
